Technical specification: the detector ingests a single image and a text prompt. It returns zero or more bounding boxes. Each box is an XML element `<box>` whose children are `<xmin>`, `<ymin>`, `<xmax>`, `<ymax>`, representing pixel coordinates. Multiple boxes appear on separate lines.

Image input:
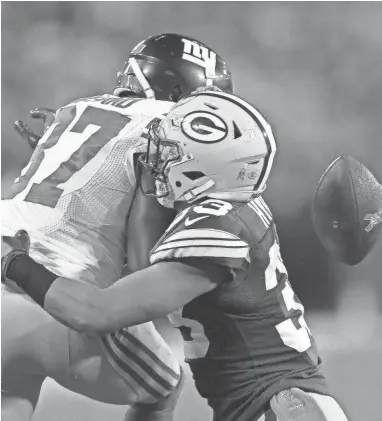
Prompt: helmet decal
<box><xmin>115</xmin><ymin>34</ymin><xmax>232</xmax><ymax>100</ymax></box>
<box><xmin>181</xmin><ymin>111</ymin><xmax>228</xmax><ymax>143</ymax></box>
<box><xmin>181</xmin><ymin>38</ymin><xmax>217</xmax><ymax>82</ymax></box>
<box><xmin>195</xmin><ymin>91</ymin><xmax>277</xmax><ymax>191</ymax></box>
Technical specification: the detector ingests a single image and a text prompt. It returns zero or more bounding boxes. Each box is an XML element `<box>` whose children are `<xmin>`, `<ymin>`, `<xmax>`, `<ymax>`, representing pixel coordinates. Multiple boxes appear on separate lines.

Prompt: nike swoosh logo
<box><xmin>184</xmin><ymin>216</ymin><xmax>209</xmax><ymax>226</ymax></box>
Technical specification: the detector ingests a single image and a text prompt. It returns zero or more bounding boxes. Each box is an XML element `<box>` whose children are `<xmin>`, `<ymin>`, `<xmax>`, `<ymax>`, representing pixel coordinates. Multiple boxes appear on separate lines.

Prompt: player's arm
<box><xmin>125</xmin><ymin>180</ymin><xmax>175</xmax><ymax>273</ymax></box>
<box><xmin>14</xmin><ymin>107</ymin><xmax>56</xmax><ymax>150</ymax></box>
<box><xmin>2</xmin><ymin>236</ymin><xmax>225</xmax><ymax>334</ymax></box>
<box><xmin>2</xmin><ymin>207</ymin><xmax>246</xmax><ymax>334</ymax></box>
<box><xmin>123</xmin><ymin>150</ymin><xmax>175</xmax><ymax>273</ymax></box>
<box><xmin>46</xmin><ymin>260</ymin><xmax>226</xmax><ymax>334</ymax></box>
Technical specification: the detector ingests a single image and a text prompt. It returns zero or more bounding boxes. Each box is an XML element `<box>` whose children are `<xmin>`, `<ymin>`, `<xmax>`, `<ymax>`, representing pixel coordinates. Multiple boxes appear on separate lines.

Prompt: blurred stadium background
<box><xmin>1</xmin><ymin>2</ymin><xmax>382</xmax><ymax>420</ymax></box>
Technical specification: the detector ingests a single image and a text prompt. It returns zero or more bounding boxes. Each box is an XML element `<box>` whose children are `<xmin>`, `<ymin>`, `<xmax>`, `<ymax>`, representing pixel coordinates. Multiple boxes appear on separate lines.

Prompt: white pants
<box><xmin>2</xmin><ymin>283</ymin><xmax>180</xmax><ymax>406</ymax></box>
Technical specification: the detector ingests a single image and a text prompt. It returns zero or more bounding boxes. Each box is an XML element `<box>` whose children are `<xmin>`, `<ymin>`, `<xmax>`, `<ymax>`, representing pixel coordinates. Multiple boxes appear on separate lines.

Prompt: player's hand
<box><xmin>1</xmin><ymin>230</ymin><xmax>30</xmax><ymax>258</ymax></box>
<box><xmin>14</xmin><ymin>107</ymin><xmax>55</xmax><ymax>150</ymax></box>
<box><xmin>30</xmin><ymin>107</ymin><xmax>56</xmax><ymax>132</ymax></box>
<box><xmin>14</xmin><ymin>120</ymin><xmax>42</xmax><ymax>150</ymax></box>
<box><xmin>1</xmin><ymin>230</ymin><xmax>30</xmax><ymax>281</ymax></box>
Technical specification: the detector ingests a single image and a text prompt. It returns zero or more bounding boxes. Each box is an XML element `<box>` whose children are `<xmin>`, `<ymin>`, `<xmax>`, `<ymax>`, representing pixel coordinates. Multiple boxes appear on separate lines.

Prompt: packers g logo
<box><xmin>181</xmin><ymin>111</ymin><xmax>228</xmax><ymax>143</ymax></box>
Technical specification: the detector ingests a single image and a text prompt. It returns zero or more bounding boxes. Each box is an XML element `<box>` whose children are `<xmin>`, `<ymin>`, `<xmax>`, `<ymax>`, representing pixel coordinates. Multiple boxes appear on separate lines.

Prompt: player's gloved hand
<box><xmin>14</xmin><ymin>120</ymin><xmax>42</xmax><ymax>151</ymax></box>
<box><xmin>1</xmin><ymin>230</ymin><xmax>30</xmax><ymax>282</ymax></box>
<box><xmin>30</xmin><ymin>107</ymin><xmax>56</xmax><ymax>131</ymax></box>
<box><xmin>14</xmin><ymin>107</ymin><xmax>55</xmax><ymax>150</ymax></box>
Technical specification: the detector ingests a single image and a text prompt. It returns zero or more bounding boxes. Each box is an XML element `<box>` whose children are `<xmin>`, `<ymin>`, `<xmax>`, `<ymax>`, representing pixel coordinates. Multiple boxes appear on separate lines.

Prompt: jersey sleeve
<box><xmin>150</xmin><ymin>201</ymin><xmax>251</xmax><ymax>270</ymax></box>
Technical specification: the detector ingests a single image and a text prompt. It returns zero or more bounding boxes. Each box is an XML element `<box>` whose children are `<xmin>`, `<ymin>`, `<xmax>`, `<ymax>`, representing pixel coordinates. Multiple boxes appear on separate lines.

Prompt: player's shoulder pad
<box><xmin>150</xmin><ymin>198</ymin><xmax>251</xmax><ymax>268</ymax></box>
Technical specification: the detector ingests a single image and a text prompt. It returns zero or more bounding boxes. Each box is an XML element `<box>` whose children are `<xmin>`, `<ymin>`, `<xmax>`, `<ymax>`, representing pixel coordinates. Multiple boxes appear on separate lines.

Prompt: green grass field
<box><xmin>31</xmin><ymin>315</ymin><xmax>382</xmax><ymax>421</ymax></box>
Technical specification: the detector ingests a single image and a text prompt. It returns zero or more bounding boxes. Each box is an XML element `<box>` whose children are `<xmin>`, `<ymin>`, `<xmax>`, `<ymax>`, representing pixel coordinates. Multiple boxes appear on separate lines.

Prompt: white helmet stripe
<box><xmin>129</xmin><ymin>57</ymin><xmax>156</xmax><ymax>100</ymax></box>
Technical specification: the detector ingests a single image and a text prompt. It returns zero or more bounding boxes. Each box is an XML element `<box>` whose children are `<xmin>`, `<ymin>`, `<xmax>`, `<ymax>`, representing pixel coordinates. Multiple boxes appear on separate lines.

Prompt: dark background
<box><xmin>2</xmin><ymin>3</ymin><xmax>382</xmax><ymax>420</ymax></box>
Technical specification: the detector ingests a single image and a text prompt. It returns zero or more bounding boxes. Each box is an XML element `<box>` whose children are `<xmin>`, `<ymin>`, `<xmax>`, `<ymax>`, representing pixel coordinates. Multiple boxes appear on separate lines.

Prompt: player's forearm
<box><xmin>3</xmin><ymin>252</ymin><xmax>105</xmax><ymax>334</ymax></box>
<box><xmin>95</xmin><ymin>261</ymin><xmax>217</xmax><ymax>334</ymax></box>
<box><xmin>45</xmin><ymin>271</ymin><xmax>174</xmax><ymax>335</ymax></box>
<box><xmin>126</xmin><ymin>187</ymin><xmax>175</xmax><ymax>273</ymax></box>
<box><xmin>44</xmin><ymin>277</ymin><xmax>105</xmax><ymax>334</ymax></box>
<box><xmin>4</xmin><ymin>252</ymin><xmax>215</xmax><ymax>336</ymax></box>
<box><xmin>39</xmin><ymin>262</ymin><xmax>214</xmax><ymax>335</ymax></box>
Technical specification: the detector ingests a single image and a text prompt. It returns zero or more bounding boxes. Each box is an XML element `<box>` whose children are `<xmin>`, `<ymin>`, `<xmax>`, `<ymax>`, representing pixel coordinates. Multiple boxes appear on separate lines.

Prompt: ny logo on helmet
<box><xmin>181</xmin><ymin>39</ymin><xmax>217</xmax><ymax>79</ymax></box>
<box><xmin>181</xmin><ymin>111</ymin><xmax>228</xmax><ymax>143</ymax></box>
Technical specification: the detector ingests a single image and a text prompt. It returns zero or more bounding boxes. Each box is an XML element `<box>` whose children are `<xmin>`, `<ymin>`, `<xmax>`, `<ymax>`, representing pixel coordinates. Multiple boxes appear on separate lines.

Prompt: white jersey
<box><xmin>2</xmin><ymin>95</ymin><xmax>174</xmax><ymax>286</ymax></box>
<box><xmin>2</xmin><ymin>95</ymin><xmax>181</xmax><ymax>403</ymax></box>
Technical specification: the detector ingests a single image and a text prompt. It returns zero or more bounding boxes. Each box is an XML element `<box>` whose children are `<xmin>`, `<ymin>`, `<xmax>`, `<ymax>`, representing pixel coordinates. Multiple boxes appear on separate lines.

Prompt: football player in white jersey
<box><xmin>1</xmin><ymin>34</ymin><xmax>233</xmax><ymax>421</ymax></box>
<box><xmin>3</xmin><ymin>90</ymin><xmax>349</xmax><ymax>421</ymax></box>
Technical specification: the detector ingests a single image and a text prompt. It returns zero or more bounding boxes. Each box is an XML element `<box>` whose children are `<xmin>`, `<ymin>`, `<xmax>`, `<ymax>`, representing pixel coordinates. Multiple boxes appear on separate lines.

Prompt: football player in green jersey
<box><xmin>3</xmin><ymin>89</ymin><xmax>349</xmax><ymax>421</ymax></box>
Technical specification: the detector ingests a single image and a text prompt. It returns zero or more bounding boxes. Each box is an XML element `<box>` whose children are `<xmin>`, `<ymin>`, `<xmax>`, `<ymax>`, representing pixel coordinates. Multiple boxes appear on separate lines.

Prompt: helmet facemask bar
<box><xmin>114</xmin><ymin>57</ymin><xmax>155</xmax><ymax>99</ymax></box>
<box><xmin>139</xmin><ymin>119</ymin><xmax>183</xmax><ymax>199</ymax></box>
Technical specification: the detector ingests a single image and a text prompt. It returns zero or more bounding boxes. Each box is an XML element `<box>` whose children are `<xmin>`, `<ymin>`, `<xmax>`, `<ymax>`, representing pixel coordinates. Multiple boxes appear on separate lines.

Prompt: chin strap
<box><xmin>182</xmin><ymin>179</ymin><xmax>216</xmax><ymax>203</ymax></box>
<box><xmin>129</xmin><ymin>58</ymin><xmax>155</xmax><ymax>100</ymax></box>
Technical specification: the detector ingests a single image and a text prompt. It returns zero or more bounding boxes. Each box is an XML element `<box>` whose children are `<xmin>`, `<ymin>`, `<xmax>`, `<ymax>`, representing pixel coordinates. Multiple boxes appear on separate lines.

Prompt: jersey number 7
<box><xmin>8</xmin><ymin>105</ymin><xmax>130</xmax><ymax>207</ymax></box>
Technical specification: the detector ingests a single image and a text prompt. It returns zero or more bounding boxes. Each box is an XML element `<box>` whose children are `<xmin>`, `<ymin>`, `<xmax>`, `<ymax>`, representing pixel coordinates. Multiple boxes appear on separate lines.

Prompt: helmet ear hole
<box><xmin>169</xmin><ymin>85</ymin><xmax>183</xmax><ymax>102</ymax></box>
<box><xmin>183</xmin><ymin>171</ymin><xmax>206</xmax><ymax>180</ymax></box>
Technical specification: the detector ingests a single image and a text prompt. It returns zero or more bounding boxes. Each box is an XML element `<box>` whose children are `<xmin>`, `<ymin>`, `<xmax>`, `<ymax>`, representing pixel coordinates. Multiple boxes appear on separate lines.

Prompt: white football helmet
<box><xmin>141</xmin><ymin>90</ymin><xmax>277</xmax><ymax>208</ymax></box>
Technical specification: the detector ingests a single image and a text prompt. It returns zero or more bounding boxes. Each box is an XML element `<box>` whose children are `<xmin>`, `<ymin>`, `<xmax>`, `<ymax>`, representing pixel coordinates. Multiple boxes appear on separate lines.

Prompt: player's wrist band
<box><xmin>1</xmin><ymin>248</ymin><xmax>27</xmax><ymax>280</ymax></box>
<box><xmin>5</xmin><ymin>253</ymin><xmax>58</xmax><ymax>307</ymax></box>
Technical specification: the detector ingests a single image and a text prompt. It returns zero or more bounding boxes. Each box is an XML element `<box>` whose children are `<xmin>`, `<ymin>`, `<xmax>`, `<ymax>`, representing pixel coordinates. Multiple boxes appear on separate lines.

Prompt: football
<box><xmin>312</xmin><ymin>155</ymin><xmax>382</xmax><ymax>265</ymax></box>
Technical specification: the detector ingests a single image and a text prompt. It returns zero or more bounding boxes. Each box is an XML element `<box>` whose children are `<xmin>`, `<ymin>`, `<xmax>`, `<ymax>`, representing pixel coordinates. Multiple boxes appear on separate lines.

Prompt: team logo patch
<box><xmin>181</xmin><ymin>111</ymin><xmax>228</xmax><ymax>143</ymax></box>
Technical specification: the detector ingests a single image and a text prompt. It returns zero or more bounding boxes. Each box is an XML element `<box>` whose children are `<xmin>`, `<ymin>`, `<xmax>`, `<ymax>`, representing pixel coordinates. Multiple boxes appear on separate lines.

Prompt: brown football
<box><xmin>312</xmin><ymin>155</ymin><xmax>382</xmax><ymax>265</ymax></box>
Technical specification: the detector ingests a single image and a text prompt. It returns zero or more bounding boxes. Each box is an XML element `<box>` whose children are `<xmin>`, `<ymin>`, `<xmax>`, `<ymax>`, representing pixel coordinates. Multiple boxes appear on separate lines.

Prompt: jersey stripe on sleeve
<box><xmin>248</xmin><ymin>197</ymin><xmax>272</xmax><ymax>228</ymax></box>
<box><xmin>150</xmin><ymin>228</ymin><xmax>250</xmax><ymax>264</ymax></box>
